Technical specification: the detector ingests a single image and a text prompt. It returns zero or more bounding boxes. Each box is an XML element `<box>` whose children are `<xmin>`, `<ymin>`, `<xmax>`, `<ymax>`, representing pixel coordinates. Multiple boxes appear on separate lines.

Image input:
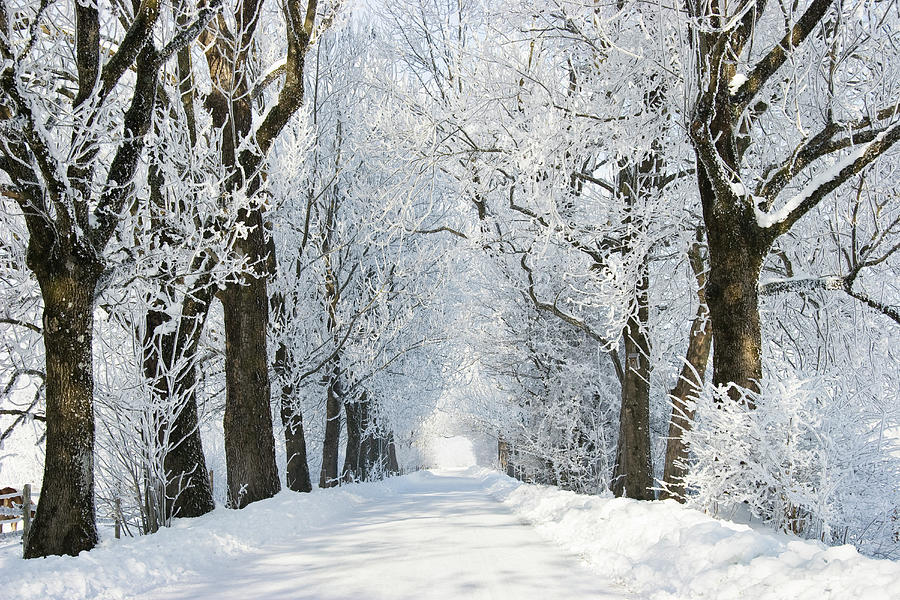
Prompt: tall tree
<box><xmin>199</xmin><ymin>0</ymin><xmax>329</xmax><ymax>507</ymax></box>
<box><xmin>686</xmin><ymin>0</ymin><xmax>900</xmax><ymax>394</ymax></box>
<box><xmin>140</xmin><ymin>118</ymin><xmax>218</xmax><ymax>519</ymax></box>
<box><xmin>660</xmin><ymin>236</ymin><xmax>712</xmax><ymax>501</ymax></box>
<box><xmin>0</xmin><ymin>0</ymin><xmax>220</xmax><ymax>557</ymax></box>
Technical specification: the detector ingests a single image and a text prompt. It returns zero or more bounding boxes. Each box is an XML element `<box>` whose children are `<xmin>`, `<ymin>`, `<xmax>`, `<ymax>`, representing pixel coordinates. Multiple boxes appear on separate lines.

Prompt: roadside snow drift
<box><xmin>482</xmin><ymin>471</ymin><xmax>900</xmax><ymax>600</ymax></box>
<box><xmin>1</xmin><ymin>469</ymin><xmax>898</xmax><ymax>600</ymax></box>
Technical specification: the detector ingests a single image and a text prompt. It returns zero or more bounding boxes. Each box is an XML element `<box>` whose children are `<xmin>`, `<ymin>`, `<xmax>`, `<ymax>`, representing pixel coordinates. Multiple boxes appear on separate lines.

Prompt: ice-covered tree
<box><xmin>0</xmin><ymin>0</ymin><xmax>221</xmax><ymax>557</ymax></box>
<box><xmin>685</xmin><ymin>0</ymin><xmax>900</xmax><ymax>394</ymax></box>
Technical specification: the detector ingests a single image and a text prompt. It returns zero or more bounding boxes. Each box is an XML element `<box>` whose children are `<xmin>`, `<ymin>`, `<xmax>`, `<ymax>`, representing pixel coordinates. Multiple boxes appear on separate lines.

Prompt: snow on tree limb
<box><xmin>754</xmin><ymin>122</ymin><xmax>900</xmax><ymax>234</ymax></box>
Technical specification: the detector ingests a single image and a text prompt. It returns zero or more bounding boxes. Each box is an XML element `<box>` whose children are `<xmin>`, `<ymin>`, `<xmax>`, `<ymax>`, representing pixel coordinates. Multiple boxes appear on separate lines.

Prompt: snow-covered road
<box><xmin>3</xmin><ymin>468</ymin><xmax>898</xmax><ymax>599</ymax></box>
<box><xmin>137</xmin><ymin>470</ymin><xmax>628</xmax><ymax>600</ymax></box>
<box><xmin>0</xmin><ymin>470</ymin><xmax>631</xmax><ymax>600</ymax></box>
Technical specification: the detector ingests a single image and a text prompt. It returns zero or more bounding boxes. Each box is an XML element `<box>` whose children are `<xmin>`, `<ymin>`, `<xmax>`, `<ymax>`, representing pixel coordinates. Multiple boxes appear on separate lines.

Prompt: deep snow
<box><xmin>1</xmin><ymin>469</ymin><xmax>898</xmax><ymax>599</ymax></box>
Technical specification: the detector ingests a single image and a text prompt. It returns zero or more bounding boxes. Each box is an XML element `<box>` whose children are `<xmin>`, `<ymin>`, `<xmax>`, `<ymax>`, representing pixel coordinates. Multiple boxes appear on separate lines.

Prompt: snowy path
<box><xmin>4</xmin><ymin>468</ymin><xmax>896</xmax><ymax>600</ymax></box>
<box><xmin>135</xmin><ymin>470</ymin><xmax>628</xmax><ymax>600</ymax></box>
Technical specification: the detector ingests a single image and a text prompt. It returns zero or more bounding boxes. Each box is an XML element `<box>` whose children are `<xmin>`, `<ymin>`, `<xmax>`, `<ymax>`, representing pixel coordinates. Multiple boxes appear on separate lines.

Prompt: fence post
<box><xmin>22</xmin><ymin>484</ymin><xmax>32</xmax><ymax>541</ymax></box>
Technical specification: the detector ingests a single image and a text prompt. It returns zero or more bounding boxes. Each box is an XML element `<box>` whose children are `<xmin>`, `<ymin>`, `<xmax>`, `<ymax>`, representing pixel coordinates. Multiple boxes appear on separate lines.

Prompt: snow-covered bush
<box><xmin>681</xmin><ymin>378</ymin><xmax>900</xmax><ymax>555</ymax></box>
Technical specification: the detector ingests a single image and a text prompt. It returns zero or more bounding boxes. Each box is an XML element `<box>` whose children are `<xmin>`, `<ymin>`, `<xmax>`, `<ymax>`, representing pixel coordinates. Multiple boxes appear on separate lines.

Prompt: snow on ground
<box><xmin>1</xmin><ymin>469</ymin><xmax>898</xmax><ymax>600</ymax></box>
<box><xmin>0</xmin><ymin>470</ymin><xmax>625</xmax><ymax>600</ymax></box>
<box><xmin>483</xmin><ymin>471</ymin><xmax>900</xmax><ymax>600</ymax></box>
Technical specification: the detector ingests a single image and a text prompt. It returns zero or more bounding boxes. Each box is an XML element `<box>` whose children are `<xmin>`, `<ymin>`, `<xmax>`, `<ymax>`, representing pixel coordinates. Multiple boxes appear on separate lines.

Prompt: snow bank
<box><xmin>479</xmin><ymin>470</ymin><xmax>900</xmax><ymax>600</ymax></box>
<box><xmin>0</xmin><ymin>479</ymin><xmax>408</xmax><ymax>600</ymax></box>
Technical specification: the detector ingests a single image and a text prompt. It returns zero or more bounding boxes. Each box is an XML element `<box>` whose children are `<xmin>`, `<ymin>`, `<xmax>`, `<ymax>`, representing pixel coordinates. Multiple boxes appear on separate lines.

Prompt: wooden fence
<box><xmin>0</xmin><ymin>485</ymin><xmax>36</xmax><ymax>539</ymax></box>
<box><xmin>1</xmin><ymin>471</ymin><xmax>218</xmax><ymax>543</ymax></box>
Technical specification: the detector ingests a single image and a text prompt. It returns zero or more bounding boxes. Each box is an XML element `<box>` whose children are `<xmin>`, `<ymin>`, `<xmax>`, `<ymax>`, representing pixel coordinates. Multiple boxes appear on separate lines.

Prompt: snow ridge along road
<box><xmin>1</xmin><ymin>469</ymin><xmax>630</xmax><ymax>600</ymax></box>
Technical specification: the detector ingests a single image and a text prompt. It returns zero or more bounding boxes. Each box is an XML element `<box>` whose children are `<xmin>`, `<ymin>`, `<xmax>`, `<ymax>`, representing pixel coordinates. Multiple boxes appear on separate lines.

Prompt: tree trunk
<box><xmin>162</xmin><ymin>370</ymin><xmax>213</xmax><ymax>516</ymax></box>
<box><xmin>498</xmin><ymin>437</ymin><xmax>510</xmax><ymax>472</ymax></box>
<box><xmin>143</xmin><ymin>292</ymin><xmax>215</xmax><ymax>518</ymax></box>
<box><xmin>222</xmin><ymin>222</ymin><xmax>280</xmax><ymax>507</ymax></box>
<box><xmin>342</xmin><ymin>395</ymin><xmax>397</xmax><ymax>482</ymax></box>
<box><xmin>142</xmin><ymin>138</ymin><xmax>214</xmax><ymax>519</ymax></box>
<box><xmin>318</xmin><ymin>197</ymin><xmax>342</xmax><ymax>488</ymax></box>
<box><xmin>279</xmin><ymin>364</ymin><xmax>312</xmax><ymax>492</ymax></box>
<box><xmin>697</xmin><ymin>164</ymin><xmax>769</xmax><ymax>397</ymax></box>
<box><xmin>202</xmin><ymin>9</ymin><xmax>283</xmax><ymax>510</ymax></box>
<box><xmin>611</xmin><ymin>267</ymin><xmax>654</xmax><ymax>500</ymax></box>
<box><xmin>660</xmin><ymin>240</ymin><xmax>712</xmax><ymax>501</ymax></box>
<box><xmin>24</xmin><ymin>271</ymin><xmax>99</xmax><ymax>558</ymax></box>
<box><xmin>386</xmin><ymin>434</ymin><xmax>400</xmax><ymax>475</ymax></box>
<box><xmin>343</xmin><ymin>394</ymin><xmax>400</xmax><ymax>481</ymax></box>
<box><xmin>342</xmin><ymin>399</ymin><xmax>364</xmax><ymax>482</ymax></box>
<box><xmin>282</xmin><ymin>401</ymin><xmax>312</xmax><ymax>492</ymax></box>
<box><xmin>160</xmin><ymin>352</ymin><xmax>214</xmax><ymax>516</ymax></box>
<box><xmin>360</xmin><ymin>434</ymin><xmax>379</xmax><ymax>479</ymax></box>
<box><xmin>272</xmin><ymin>291</ymin><xmax>312</xmax><ymax>493</ymax></box>
<box><xmin>318</xmin><ymin>363</ymin><xmax>343</xmax><ymax>488</ymax></box>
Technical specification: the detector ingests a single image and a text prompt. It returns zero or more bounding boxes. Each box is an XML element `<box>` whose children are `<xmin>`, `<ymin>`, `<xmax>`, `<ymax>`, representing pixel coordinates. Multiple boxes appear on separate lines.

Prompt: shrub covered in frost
<box><xmin>680</xmin><ymin>377</ymin><xmax>900</xmax><ymax>556</ymax></box>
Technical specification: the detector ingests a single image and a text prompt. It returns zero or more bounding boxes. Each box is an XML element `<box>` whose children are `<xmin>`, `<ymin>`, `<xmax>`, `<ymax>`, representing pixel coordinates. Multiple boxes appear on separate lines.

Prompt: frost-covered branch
<box><xmin>731</xmin><ymin>0</ymin><xmax>835</xmax><ymax>118</ymax></box>
<box><xmin>756</xmin><ymin>123</ymin><xmax>900</xmax><ymax>234</ymax></box>
<box><xmin>520</xmin><ymin>254</ymin><xmax>623</xmax><ymax>383</ymax></box>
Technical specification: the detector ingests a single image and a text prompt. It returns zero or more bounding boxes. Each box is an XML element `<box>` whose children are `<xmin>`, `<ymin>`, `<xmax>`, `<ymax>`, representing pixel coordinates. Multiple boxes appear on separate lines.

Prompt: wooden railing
<box><xmin>0</xmin><ymin>485</ymin><xmax>36</xmax><ymax>538</ymax></box>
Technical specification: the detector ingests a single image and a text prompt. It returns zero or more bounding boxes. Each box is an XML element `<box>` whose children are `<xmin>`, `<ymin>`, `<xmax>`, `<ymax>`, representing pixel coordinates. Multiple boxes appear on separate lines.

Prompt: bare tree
<box><xmin>198</xmin><ymin>0</ymin><xmax>333</xmax><ymax>507</ymax></box>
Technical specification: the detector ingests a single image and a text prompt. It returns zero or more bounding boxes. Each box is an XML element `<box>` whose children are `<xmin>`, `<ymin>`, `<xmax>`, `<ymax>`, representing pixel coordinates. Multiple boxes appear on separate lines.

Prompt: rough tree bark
<box><xmin>696</xmin><ymin>159</ymin><xmax>768</xmax><ymax>395</ymax></box>
<box><xmin>660</xmin><ymin>238</ymin><xmax>712</xmax><ymax>501</ymax></box>
<box><xmin>1</xmin><ymin>1</ymin><xmax>213</xmax><ymax>548</ymax></box>
<box><xmin>319</xmin><ymin>361</ymin><xmax>343</xmax><ymax>488</ymax></box>
<box><xmin>221</xmin><ymin>260</ymin><xmax>281</xmax><ymax>507</ymax></box>
<box><xmin>24</xmin><ymin>267</ymin><xmax>101</xmax><ymax>557</ymax></box>
<box><xmin>271</xmin><ymin>254</ymin><xmax>313</xmax><ymax>492</ymax></box>
<box><xmin>281</xmin><ymin>398</ymin><xmax>313</xmax><ymax>492</ymax></box>
<box><xmin>386</xmin><ymin>434</ymin><xmax>400</xmax><ymax>475</ymax></box>
<box><xmin>498</xmin><ymin>437</ymin><xmax>511</xmax><ymax>473</ymax></box>
<box><xmin>202</xmin><ymin>24</ymin><xmax>282</xmax><ymax>506</ymax></box>
<box><xmin>611</xmin><ymin>267</ymin><xmax>653</xmax><ymax>499</ymax></box>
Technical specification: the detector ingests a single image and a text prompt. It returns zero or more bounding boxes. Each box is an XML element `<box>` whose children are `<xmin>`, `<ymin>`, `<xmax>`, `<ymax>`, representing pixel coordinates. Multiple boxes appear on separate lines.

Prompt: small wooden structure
<box><xmin>0</xmin><ymin>486</ymin><xmax>36</xmax><ymax>534</ymax></box>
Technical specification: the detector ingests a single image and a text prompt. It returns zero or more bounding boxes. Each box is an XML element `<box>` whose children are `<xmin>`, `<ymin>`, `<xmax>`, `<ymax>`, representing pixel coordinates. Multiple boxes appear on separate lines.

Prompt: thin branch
<box><xmin>760</xmin><ymin>276</ymin><xmax>844</xmax><ymax>295</ymax></box>
<box><xmin>761</xmin><ymin>275</ymin><xmax>900</xmax><ymax>325</ymax></box>
<box><xmin>519</xmin><ymin>254</ymin><xmax>623</xmax><ymax>383</ymax></box>
<box><xmin>250</xmin><ymin>62</ymin><xmax>285</xmax><ymax>100</ymax></box>
<box><xmin>733</xmin><ymin>0</ymin><xmax>835</xmax><ymax>118</ymax></box>
<box><xmin>409</xmin><ymin>226</ymin><xmax>468</xmax><ymax>239</ymax></box>
<box><xmin>773</xmin><ymin>122</ymin><xmax>900</xmax><ymax>236</ymax></box>
<box><xmin>0</xmin><ymin>317</ymin><xmax>41</xmax><ymax>334</ymax></box>
<box><xmin>100</xmin><ymin>0</ymin><xmax>161</xmax><ymax>99</ymax></box>
<box><xmin>0</xmin><ymin>409</ymin><xmax>46</xmax><ymax>421</ymax></box>
<box><xmin>844</xmin><ymin>288</ymin><xmax>900</xmax><ymax>326</ymax></box>
<box><xmin>158</xmin><ymin>0</ymin><xmax>225</xmax><ymax>63</ymax></box>
<box><xmin>573</xmin><ymin>171</ymin><xmax>616</xmax><ymax>195</ymax></box>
